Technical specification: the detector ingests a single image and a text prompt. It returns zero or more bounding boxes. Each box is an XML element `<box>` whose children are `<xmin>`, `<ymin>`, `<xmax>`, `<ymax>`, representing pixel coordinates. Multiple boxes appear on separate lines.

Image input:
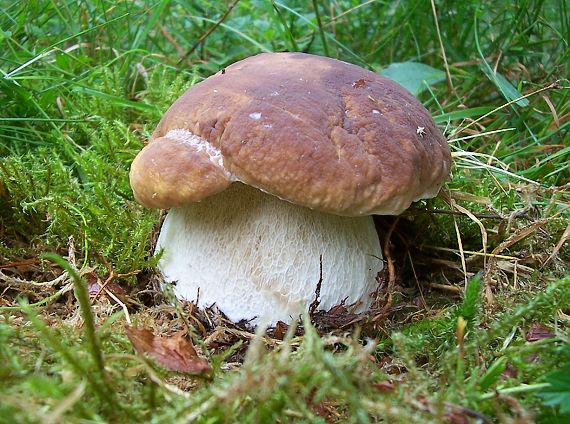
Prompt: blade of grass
<box><xmin>5</xmin><ymin>13</ymin><xmax>130</xmax><ymax>78</ymax></box>
<box><xmin>72</xmin><ymin>86</ymin><xmax>159</xmax><ymax>112</ymax></box>
<box><xmin>430</xmin><ymin>0</ymin><xmax>455</xmax><ymax>94</ymax></box>
<box><xmin>434</xmin><ymin>106</ymin><xmax>495</xmax><ymax>125</ymax></box>
<box><xmin>187</xmin><ymin>15</ymin><xmax>271</xmax><ymax>53</ymax></box>
<box><xmin>270</xmin><ymin>1</ymin><xmax>299</xmax><ymax>52</ymax></box>
<box><xmin>180</xmin><ymin>0</ymin><xmax>242</xmax><ymax>62</ymax></box>
<box><xmin>273</xmin><ymin>1</ymin><xmax>366</xmax><ymax>65</ymax></box>
<box><xmin>311</xmin><ymin>0</ymin><xmax>329</xmax><ymax>56</ymax></box>
<box><xmin>43</xmin><ymin>253</ymin><xmax>105</xmax><ymax>375</ymax></box>
<box><xmin>131</xmin><ymin>0</ymin><xmax>172</xmax><ymax>50</ymax></box>
<box><xmin>19</xmin><ymin>298</ymin><xmax>118</xmax><ymax>412</ymax></box>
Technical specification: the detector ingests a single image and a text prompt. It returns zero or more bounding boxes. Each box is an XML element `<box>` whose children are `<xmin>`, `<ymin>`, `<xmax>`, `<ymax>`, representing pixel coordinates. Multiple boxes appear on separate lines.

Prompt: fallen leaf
<box><xmin>444</xmin><ymin>410</ymin><xmax>470</xmax><ymax>424</ymax></box>
<box><xmin>444</xmin><ymin>403</ymin><xmax>493</xmax><ymax>424</ymax></box>
<box><xmin>501</xmin><ymin>363</ymin><xmax>518</xmax><ymax>380</ymax></box>
<box><xmin>272</xmin><ymin>321</ymin><xmax>288</xmax><ymax>340</ymax></box>
<box><xmin>306</xmin><ymin>389</ymin><xmax>336</xmax><ymax>424</ymax></box>
<box><xmin>86</xmin><ymin>272</ymin><xmax>127</xmax><ymax>298</ymax></box>
<box><xmin>327</xmin><ymin>304</ymin><xmax>349</xmax><ymax>315</ymax></box>
<box><xmin>371</xmin><ymin>381</ymin><xmax>395</xmax><ymax>392</ymax></box>
<box><xmin>526</xmin><ymin>322</ymin><xmax>555</xmax><ymax>342</ymax></box>
<box><xmin>380</xmin><ymin>61</ymin><xmax>445</xmax><ymax>95</ymax></box>
<box><xmin>86</xmin><ymin>272</ymin><xmax>101</xmax><ymax>295</ymax></box>
<box><xmin>204</xmin><ymin>327</ymin><xmax>239</xmax><ymax>348</ymax></box>
<box><xmin>125</xmin><ymin>325</ymin><xmax>211</xmax><ymax>375</ymax></box>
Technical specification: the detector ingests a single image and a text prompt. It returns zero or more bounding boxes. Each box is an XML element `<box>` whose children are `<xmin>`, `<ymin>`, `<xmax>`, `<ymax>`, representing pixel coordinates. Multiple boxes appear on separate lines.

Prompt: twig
<box><xmin>542</xmin><ymin>220</ymin><xmax>570</xmax><ymax>267</ymax></box>
<box><xmin>103</xmin><ymin>287</ymin><xmax>131</xmax><ymax>324</ymax></box>
<box><xmin>309</xmin><ymin>255</ymin><xmax>323</xmax><ymax>315</ymax></box>
<box><xmin>430</xmin><ymin>0</ymin><xmax>455</xmax><ymax>95</ymax></box>
<box><xmin>179</xmin><ymin>0</ymin><xmax>241</xmax><ymax>63</ymax></box>
<box><xmin>450</xmin><ymin>197</ymin><xmax>488</xmax><ymax>268</ymax></box>
<box><xmin>429</xmin><ymin>283</ymin><xmax>462</xmax><ymax>294</ymax></box>
<box><xmin>0</xmin><ymin>270</ymin><xmax>68</xmax><ymax>287</ymax></box>
<box><xmin>0</xmin><ymin>258</ymin><xmax>40</xmax><ymax>269</ymax></box>
<box><xmin>452</xmin><ymin>213</ymin><xmax>468</xmax><ymax>287</ymax></box>
<box><xmin>407</xmin><ymin>251</ymin><xmax>427</xmax><ymax>309</ymax></box>
<box><xmin>329</xmin><ymin>0</ymin><xmax>376</xmax><ymax>22</ymax></box>
<box><xmin>484</xmin><ymin>217</ymin><xmax>556</xmax><ymax>284</ymax></box>
<box><xmin>374</xmin><ymin>218</ymin><xmax>399</xmax><ymax>319</ymax></box>
<box><xmin>91</xmin><ymin>269</ymin><xmax>139</xmax><ymax>302</ymax></box>
<box><xmin>91</xmin><ymin>253</ymin><xmax>139</xmax><ymax>303</ymax></box>
<box><xmin>445</xmin><ymin>403</ymin><xmax>493</xmax><ymax>424</ymax></box>
<box><xmin>160</xmin><ymin>26</ymin><xmax>187</xmax><ymax>59</ymax></box>
<box><xmin>423</xmin><ymin>245</ymin><xmax>520</xmax><ymax>261</ymax></box>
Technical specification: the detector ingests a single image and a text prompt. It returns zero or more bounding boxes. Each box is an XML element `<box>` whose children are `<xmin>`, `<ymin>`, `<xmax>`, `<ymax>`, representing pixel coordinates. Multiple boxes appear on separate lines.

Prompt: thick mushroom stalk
<box><xmin>157</xmin><ymin>183</ymin><xmax>382</xmax><ymax>324</ymax></box>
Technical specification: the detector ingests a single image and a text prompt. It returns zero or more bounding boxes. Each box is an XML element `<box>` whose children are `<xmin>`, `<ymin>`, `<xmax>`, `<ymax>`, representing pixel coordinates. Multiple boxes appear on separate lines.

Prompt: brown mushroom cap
<box><xmin>130</xmin><ymin>52</ymin><xmax>451</xmax><ymax>216</ymax></box>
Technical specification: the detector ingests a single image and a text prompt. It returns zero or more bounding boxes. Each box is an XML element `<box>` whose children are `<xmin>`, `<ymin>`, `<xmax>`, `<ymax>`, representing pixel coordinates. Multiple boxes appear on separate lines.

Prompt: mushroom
<box><xmin>129</xmin><ymin>52</ymin><xmax>450</xmax><ymax>324</ymax></box>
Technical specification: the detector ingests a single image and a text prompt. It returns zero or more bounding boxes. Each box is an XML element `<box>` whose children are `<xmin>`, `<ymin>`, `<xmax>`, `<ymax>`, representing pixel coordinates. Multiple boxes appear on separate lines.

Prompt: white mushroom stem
<box><xmin>156</xmin><ymin>183</ymin><xmax>383</xmax><ymax>324</ymax></box>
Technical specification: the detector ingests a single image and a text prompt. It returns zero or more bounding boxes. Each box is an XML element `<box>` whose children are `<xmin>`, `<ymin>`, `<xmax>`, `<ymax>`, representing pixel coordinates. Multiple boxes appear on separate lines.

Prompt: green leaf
<box><xmin>538</xmin><ymin>363</ymin><xmax>570</xmax><ymax>414</ymax></box>
<box><xmin>433</xmin><ymin>106</ymin><xmax>495</xmax><ymax>124</ymax></box>
<box><xmin>380</xmin><ymin>61</ymin><xmax>446</xmax><ymax>95</ymax></box>
<box><xmin>480</xmin><ymin>66</ymin><xmax>529</xmax><ymax>107</ymax></box>
<box><xmin>0</xmin><ymin>29</ymin><xmax>12</xmax><ymax>40</ymax></box>
<box><xmin>478</xmin><ymin>356</ymin><xmax>508</xmax><ymax>391</ymax></box>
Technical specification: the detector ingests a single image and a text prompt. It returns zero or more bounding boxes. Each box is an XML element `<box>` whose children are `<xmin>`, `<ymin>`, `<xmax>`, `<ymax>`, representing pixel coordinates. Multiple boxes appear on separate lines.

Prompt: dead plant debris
<box><xmin>124</xmin><ymin>325</ymin><xmax>211</xmax><ymax>375</ymax></box>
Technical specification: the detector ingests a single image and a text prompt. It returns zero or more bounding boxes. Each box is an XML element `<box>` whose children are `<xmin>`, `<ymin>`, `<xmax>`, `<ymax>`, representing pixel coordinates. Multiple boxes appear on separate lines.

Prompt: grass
<box><xmin>0</xmin><ymin>0</ymin><xmax>569</xmax><ymax>422</ymax></box>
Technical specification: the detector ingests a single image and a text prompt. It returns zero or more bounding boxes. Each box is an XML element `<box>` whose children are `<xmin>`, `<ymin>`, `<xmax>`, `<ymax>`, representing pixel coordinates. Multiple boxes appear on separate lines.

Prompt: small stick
<box><xmin>429</xmin><ymin>283</ymin><xmax>462</xmax><ymax>294</ymax></box>
<box><xmin>375</xmin><ymin>218</ymin><xmax>399</xmax><ymax>318</ymax></box>
<box><xmin>430</xmin><ymin>0</ymin><xmax>455</xmax><ymax>95</ymax></box>
<box><xmin>103</xmin><ymin>287</ymin><xmax>131</xmax><ymax>324</ymax></box>
<box><xmin>309</xmin><ymin>255</ymin><xmax>323</xmax><ymax>315</ymax></box>
<box><xmin>179</xmin><ymin>0</ymin><xmax>241</xmax><ymax>63</ymax></box>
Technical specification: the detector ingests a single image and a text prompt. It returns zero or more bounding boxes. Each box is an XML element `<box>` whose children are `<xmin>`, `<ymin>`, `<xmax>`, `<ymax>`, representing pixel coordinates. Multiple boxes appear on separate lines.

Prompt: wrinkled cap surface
<box><xmin>130</xmin><ymin>52</ymin><xmax>451</xmax><ymax>216</ymax></box>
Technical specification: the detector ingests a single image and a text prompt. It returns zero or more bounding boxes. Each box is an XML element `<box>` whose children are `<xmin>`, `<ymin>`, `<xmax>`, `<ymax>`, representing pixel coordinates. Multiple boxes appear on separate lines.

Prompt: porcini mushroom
<box><xmin>129</xmin><ymin>52</ymin><xmax>450</xmax><ymax>324</ymax></box>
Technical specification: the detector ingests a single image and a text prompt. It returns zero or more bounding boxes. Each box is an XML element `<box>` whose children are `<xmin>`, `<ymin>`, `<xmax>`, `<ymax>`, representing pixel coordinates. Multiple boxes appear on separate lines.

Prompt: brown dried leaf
<box><xmin>371</xmin><ymin>381</ymin><xmax>395</xmax><ymax>392</ymax></box>
<box><xmin>327</xmin><ymin>304</ymin><xmax>349</xmax><ymax>315</ymax></box>
<box><xmin>310</xmin><ymin>401</ymin><xmax>336</xmax><ymax>424</ymax></box>
<box><xmin>444</xmin><ymin>411</ymin><xmax>470</xmax><ymax>424</ymax></box>
<box><xmin>525</xmin><ymin>322</ymin><xmax>555</xmax><ymax>342</ymax></box>
<box><xmin>501</xmin><ymin>364</ymin><xmax>518</xmax><ymax>380</ymax></box>
<box><xmin>103</xmin><ymin>280</ymin><xmax>127</xmax><ymax>297</ymax></box>
<box><xmin>204</xmin><ymin>327</ymin><xmax>239</xmax><ymax>349</ymax></box>
<box><xmin>87</xmin><ymin>273</ymin><xmax>127</xmax><ymax>298</ymax></box>
<box><xmin>273</xmin><ymin>321</ymin><xmax>288</xmax><ymax>340</ymax></box>
<box><xmin>125</xmin><ymin>325</ymin><xmax>211</xmax><ymax>375</ymax></box>
<box><xmin>306</xmin><ymin>389</ymin><xmax>337</xmax><ymax>423</ymax></box>
<box><xmin>86</xmin><ymin>272</ymin><xmax>101</xmax><ymax>295</ymax></box>
<box><xmin>444</xmin><ymin>403</ymin><xmax>493</xmax><ymax>424</ymax></box>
